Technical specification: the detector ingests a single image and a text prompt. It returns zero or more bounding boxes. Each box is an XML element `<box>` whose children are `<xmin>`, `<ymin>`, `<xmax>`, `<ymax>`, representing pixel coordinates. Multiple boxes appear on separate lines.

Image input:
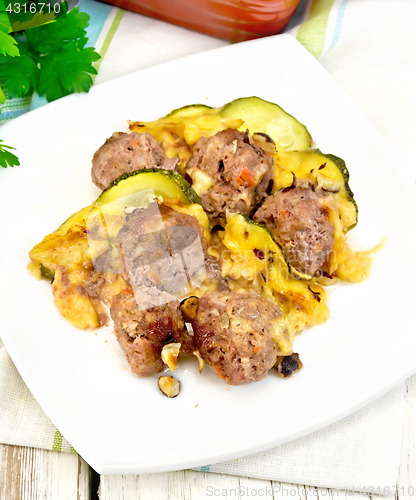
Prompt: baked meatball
<box><xmin>192</xmin><ymin>289</ymin><xmax>283</xmax><ymax>385</ymax></box>
<box><xmin>110</xmin><ymin>289</ymin><xmax>193</xmax><ymax>377</ymax></box>
<box><xmin>91</xmin><ymin>132</ymin><xmax>178</xmax><ymax>190</ymax></box>
<box><xmin>254</xmin><ymin>183</ymin><xmax>334</xmax><ymax>277</ymax></box>
<box><xmin>185</xmin><ymin>129</ymin><xmax>273</xmax><ymax>226</ymax></box>
<box><xmin>116</xmin><ymin>203</ymin><xmax>208</xmax><ymax>295</ymax></box>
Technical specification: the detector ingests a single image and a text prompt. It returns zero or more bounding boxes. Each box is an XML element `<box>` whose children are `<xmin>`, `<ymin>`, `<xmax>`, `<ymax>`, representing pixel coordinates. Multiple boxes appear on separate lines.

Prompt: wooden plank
<box><xmin>99</xmin><ymin>472</ymin><xmax>258</xmax><ymax>500</ymax></box>
<box><xmin>100</xmin><ymin>472</ymin><xmax>375</xmax><ymax>500</ymax></box>
<box><xmin>397</xmin><ymin>373</ymin><xmax>416</xmax><ymax>499</ymax></box>
<box><xmin>0</xmin><ymin>444</ymin><xmax>91</xmax><ymax>500</ymax></box>
<box><xmin>268</xmin><ymin>482</ymin><xmax>373</xmax><ymax>499</ymax></box>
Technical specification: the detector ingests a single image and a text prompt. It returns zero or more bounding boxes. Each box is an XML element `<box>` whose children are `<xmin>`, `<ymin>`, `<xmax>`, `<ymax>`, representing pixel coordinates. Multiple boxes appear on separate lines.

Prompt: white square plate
<box><xmin>1</xmin><ymin>34</ymin><xmax>415</xmax><ymax>474</ymax></box>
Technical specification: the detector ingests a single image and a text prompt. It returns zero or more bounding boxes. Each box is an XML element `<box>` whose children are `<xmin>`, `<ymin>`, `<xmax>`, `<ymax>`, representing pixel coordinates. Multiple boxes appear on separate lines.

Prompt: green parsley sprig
<box><xmin>0</xmin><ymin>2</ymin><xmax>101</xmax><ymax>168</ymax></box>
<box><xmin>0</xmin><ymin>139</ymin><xmax>20</xmax><ymax>168</ymax></box>
<box><xmin>0</xmin><ymin>3</ymin><xmax>101</xmax><ymax>101</ymax></box>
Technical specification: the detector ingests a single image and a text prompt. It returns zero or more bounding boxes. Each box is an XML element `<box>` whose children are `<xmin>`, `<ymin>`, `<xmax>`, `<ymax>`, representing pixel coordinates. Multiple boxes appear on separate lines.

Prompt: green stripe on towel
<box><xmin>93</xmin><ymin>8</ymin><xmax>126</xmax><ymax>78</ymax></box>
<box><xmin>296</xmin><ymin>0</ymin><xmax>336</xmax><ymax>58</ymax></box>
<box><xmin>52</xmin><ymin>429</ymin><xmax>63</xmax><ymax>452</ymax></box>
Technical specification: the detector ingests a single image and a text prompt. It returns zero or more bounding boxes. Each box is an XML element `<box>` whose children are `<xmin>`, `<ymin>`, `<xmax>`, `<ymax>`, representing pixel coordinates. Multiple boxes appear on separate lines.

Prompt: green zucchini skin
<box><xmin>324</xmin><ymin>152</ymin><xmax>358</xmax><ymax>227</ymax></box>
<box><xmin>275</xmin><ymin>148</ymin><xmax>358</xmax><ymax>233</ymax></box>
<box><xmin>163</xmin><ymin>104</ymin><xmax>214</xmax><ymax>119</ymax></box>
<box><xmin>241</xmin><ymin>214</ymin><xmax>312</xmax><ymax>281</ymax></box>
<box><xmin>305</xmin><ymin>149</ymin><xmax>358</xmax><ymax>230</ymax></box>
<box><xmin>40</xmin><ymin>264</ymin><xmax>55</xmax><ymax>283</ymax></box>
<box><xmin>242</xmin><ymin>214</ymin><xmax>274</xmax><ymax>240</ymax></box>
<box><xmin>96</xmin><ymin>168</ymin><xmax>202</xmax><ymax>207</ymax></box>
<box><xmin>220</xmin><ymin>96</ymin><xmax>312</xmax><ymax>152</ymax></box>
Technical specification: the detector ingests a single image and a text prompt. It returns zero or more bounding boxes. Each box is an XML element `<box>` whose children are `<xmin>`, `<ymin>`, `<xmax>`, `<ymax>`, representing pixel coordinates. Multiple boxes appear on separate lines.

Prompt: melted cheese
<box><xmin>28</xmin><ymin>218</ymin><xmax>128</xmax><ymax>329</ymax></box>
<box><xmin>221</xmin><ymin>214</ymin><xmax>329</xmax><ymax>346</ymax></box>
<box><xmin>190</xmin><ymin>170</ymin><xmax>214</xmax><ymax>195</ymax></box>
<box><xmin>334</xmin><ymin>239</ymin><xmax>385</xmax><ymax>283</ymax></box>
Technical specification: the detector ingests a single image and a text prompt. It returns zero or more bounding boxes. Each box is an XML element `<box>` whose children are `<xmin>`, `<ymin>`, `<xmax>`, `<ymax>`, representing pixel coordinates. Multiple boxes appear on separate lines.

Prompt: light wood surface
<box><xmin>0</xmin><ymin>445</ymin><xmax>91</xmax><ymax>500</ymax></box>
<box><xmin>1</xmin><ymin>374</ymin><xmax>415</xmax><ymax>500</ymax></box>
<box><xmin>99</xmin><ymin>473</ymin><xmax>396</xmax><ymax>500</ymax></box>
<box><xmin>397</xmin><ymin>374</ymin><xmax>416</xmax><ymax>498</ymax></box>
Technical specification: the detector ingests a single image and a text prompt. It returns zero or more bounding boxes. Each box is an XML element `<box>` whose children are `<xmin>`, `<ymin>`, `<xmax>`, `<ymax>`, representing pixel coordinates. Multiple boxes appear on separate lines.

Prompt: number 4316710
<box><xmin>6</xmin><ymin>2</ymin><xmax>62</xmax><ymax>14</ymax></box>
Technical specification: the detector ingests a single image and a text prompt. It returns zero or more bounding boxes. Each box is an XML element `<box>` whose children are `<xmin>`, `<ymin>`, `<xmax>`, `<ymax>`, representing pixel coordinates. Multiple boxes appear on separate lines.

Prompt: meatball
<box><xmin>116</xmin><ymin>203</ymin><xmax>208</xmax><ymax>296</ymax></box>
<box><xmin>192</xmin><ymin>290</ymin><xmax>282</xmax><ymax>385</ymax></box>
<box><xmin>91</xmin><ymin>132</ymin><xmax>178</xmax><ymax>190</ymax></box>
<box><xmin>110</xmin><ymin>289</ymin><xmax>193</xmax><ymax>377</ymax></box>
<box><xmin>185</xmin><ymin>129</ymin><xmax>273</xmax><ymax>226</ymax></box>
<box><xmin>254</xmin><ymin>184</ymin><xmax>334</xmax><ymax>277</ymax></box>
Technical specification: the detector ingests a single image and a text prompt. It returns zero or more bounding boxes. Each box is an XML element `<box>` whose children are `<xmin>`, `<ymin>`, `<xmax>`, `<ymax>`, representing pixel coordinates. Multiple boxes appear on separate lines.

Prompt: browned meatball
<box><xmin>254</xmin><ymin>184</ymin><xmax>334</xmax><ymax>277</ymax></box>
<box><xmin>192</xmin><ymin>290</ymin><xmax>282</xmax><ymax>385</ymax></box>
<box><xmin>91</xmin><ymin>132</ymin><xmax>178</xmax><ymax>190</ymax></box>
<box><xmin>116</xmin><ymin>203</ymin><xmax>208</xmax><ymax>295</ymax></box>
<box><xmin>185</xmin><ymin>129</ymin><xmax>273</xmax><ymax>226</ymax></box>
<box><xmin>110</xmin><ymin>289</ymin><xmax>193</xmax><ymax>377</ymax></box>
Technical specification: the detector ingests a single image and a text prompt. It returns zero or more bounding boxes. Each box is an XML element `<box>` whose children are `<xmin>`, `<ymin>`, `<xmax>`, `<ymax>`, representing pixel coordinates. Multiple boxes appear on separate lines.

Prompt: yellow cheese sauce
<box><xmin>28</xmin><ymin>211</ymin><xmax>129</xmax><ymax>329</ymax></box>
<box><xmin>28</xmin><ymin>106</ymin><xmax>382</xmax><ymax>359</ymax></box>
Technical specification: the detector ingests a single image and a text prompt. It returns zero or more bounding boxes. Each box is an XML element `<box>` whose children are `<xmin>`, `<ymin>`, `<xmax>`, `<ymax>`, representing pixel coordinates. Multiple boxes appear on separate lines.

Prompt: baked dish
<box><xmin>28</xmin><ymin>97</ymin><xmax>380</xmax><ymax>389</ymax></box>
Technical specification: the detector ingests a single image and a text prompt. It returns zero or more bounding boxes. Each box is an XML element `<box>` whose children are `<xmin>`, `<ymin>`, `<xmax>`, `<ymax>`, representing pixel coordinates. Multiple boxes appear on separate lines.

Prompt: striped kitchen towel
<box><xmin>1</xmin><ymin>0</ymin><xmax>415</xmax><ymax>493</ymax></box>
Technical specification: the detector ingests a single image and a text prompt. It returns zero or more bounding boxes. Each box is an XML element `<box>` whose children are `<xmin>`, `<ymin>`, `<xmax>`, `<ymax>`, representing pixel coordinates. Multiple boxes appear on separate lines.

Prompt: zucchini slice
<box><xmin>51</xmin><ymin>169</ymin><xmax>201</xmax><ymax>239</ymax></box>
<box><xmin>220</xmin><ymin>97</ymin><xmax>312</xmax><ymax>152</ymax></box>
<box><xmin>275</xmin><ymin>149</ymin><xmax>358</xmax><ymax>231</ymax></box>
<box><xmin>96</xmin><ymin>168</ymin><xmax>202</xmax><ymax>207</ymax></box>
<box><xmin>163</xmin><ymin>104</ymin><xmax>214</xmax><ymax>119</ymax></box>
<box><xmin>55</xmin><ymin>205</ymin><xmax>93</xmax><ymax>235</ymax></box>
<box><xmin>240</xmin><ymin>215</ymin><xmax>312</xmax><ymax>281</ymax></box>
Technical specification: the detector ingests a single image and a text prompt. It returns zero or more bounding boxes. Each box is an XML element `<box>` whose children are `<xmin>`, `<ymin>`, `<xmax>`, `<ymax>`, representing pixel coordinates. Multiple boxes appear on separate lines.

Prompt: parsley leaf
<box><xmin>0</xmin><ymin>140</ymin><xmax>20</xmax><ymax>169</ymax></box>
<box><xmin>38</xmin><ymin>42</ymin><xmax>99</xmax><ymax>101</ymax></box>
<box><xmin>0</xmin><ymin>43</ymin><xmax>38</xmax><ymax>97</ymax></box>
<box><xmin>0</xmin><ymin>30</ymin><xmax>19</xmax><ymax>58</ymax></box>
<box><xmin>10</xmin><ymin>11</ymin><xmax>58</xmax><ymax>32</ymax></box>
<box><xmin>25</xmin><ymin>5</ymin><xmax>90</xmax><ymax>54</ymax></box>
<box><xmin>0</xmin><ymin>5</ymin><xmax>100</xmax><ymax>101</ymax></box>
